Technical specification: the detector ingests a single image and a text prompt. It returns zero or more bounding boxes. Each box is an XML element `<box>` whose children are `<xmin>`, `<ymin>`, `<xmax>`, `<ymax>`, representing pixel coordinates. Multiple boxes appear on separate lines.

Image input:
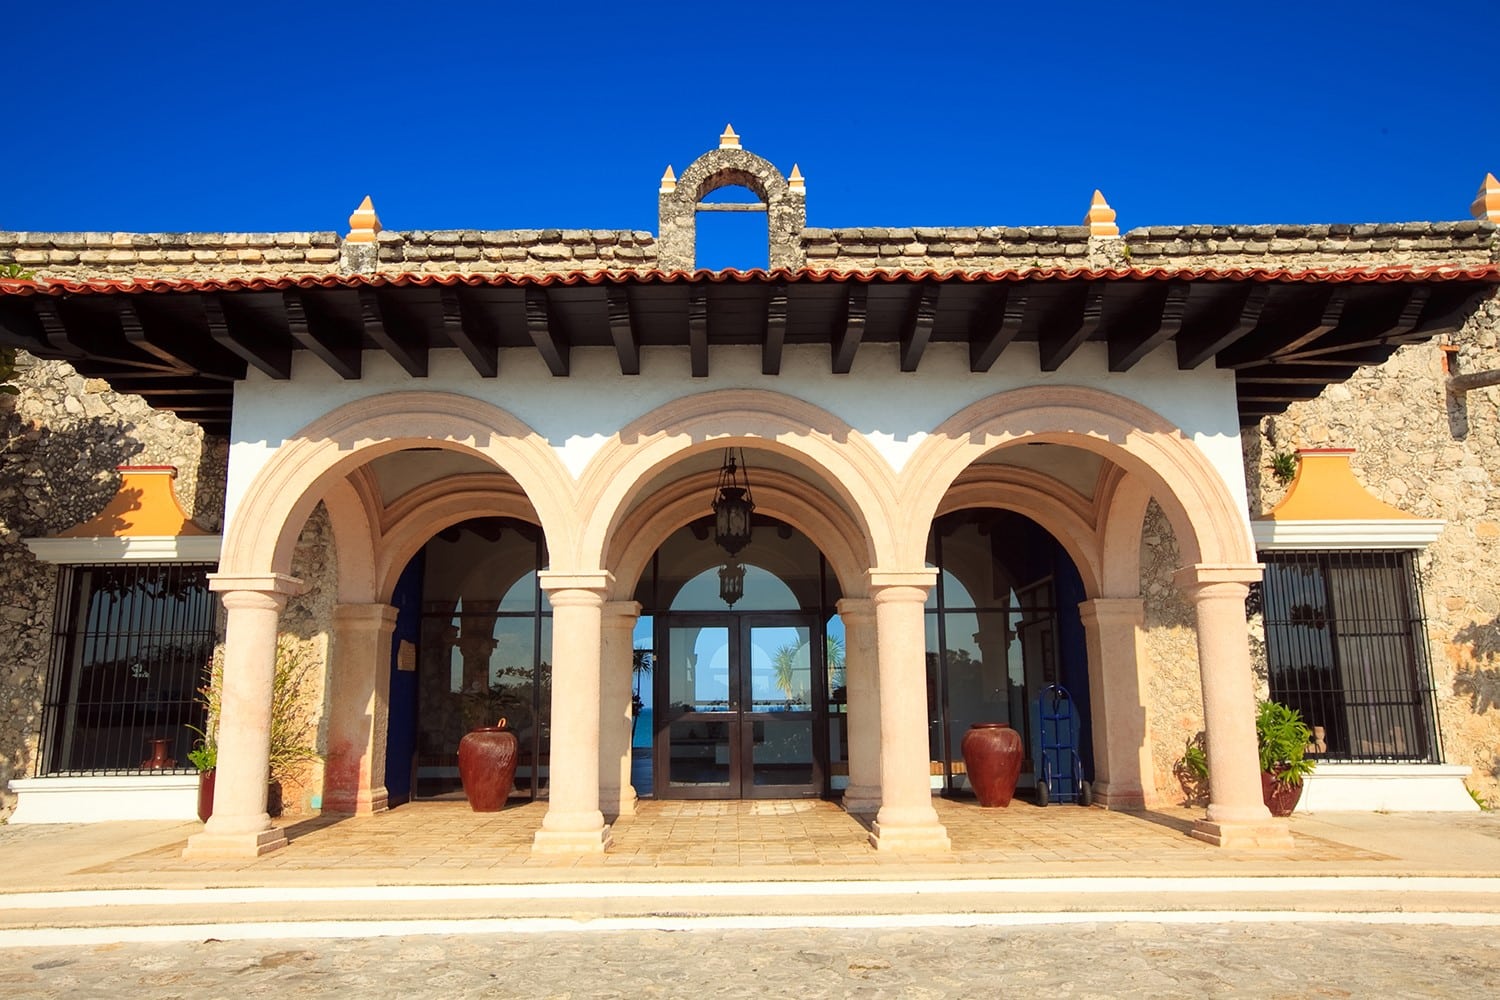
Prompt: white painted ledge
<box><xmin>7</xmin><ymin>774</ymin><xmax>201</xmax><ymax>824</ymax></box>
<box><xmin>23</xmin><ymin>535</ymin><xmax>222</xmax><ymax>564</ymax></box>
<box><xmin>1252</xmin><ymin>518</ymin><xmax>1445</xmax><ymax>551</ymax></box>
<box><xmin>1296</xmin><ymin>763</ymin><xmax>1478</xmax><ymax>812</ymax></box>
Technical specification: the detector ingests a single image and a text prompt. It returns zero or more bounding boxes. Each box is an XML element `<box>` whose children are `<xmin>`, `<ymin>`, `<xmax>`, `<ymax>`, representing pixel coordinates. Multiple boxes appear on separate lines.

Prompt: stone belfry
<box><xmin>657</xmin><ymin>125</ymin><xmax>807</xmax><ymax>272</ymax></box>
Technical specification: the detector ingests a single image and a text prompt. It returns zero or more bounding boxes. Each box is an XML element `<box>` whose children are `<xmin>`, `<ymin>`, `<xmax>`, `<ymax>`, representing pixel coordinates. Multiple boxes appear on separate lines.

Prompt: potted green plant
<box><xmin>189</xmin><ymin>636</ymin><xmax>321</xmax><ymax>822</ymax></box>
<box><xmin>1257</xmin><ymin>699</ymin><xmax>1316</xmax><ymax>817</ymax></box>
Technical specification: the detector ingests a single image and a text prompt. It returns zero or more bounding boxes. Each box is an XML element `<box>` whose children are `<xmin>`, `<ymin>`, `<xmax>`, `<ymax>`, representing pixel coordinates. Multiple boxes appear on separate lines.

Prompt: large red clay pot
<box><xmin>962</xmin><ymin>722</ymin><xmax>1024</xmax><ymax>807</ymax></box>
<box><xmin>458</xmin><ymin>723</ymin><xmax>519</xmax><ymax>812</ymax></box>
<box><xmin>1261</xmin><ymin>770</ymin><xmax>1304</xmax><ymax>817</ymax></box>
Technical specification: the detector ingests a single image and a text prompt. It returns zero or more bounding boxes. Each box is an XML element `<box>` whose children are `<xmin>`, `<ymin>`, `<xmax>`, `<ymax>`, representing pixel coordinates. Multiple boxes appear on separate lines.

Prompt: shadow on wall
<box><xmin>0</xmin><ymin>414</ymin><xmax>145</xmax><ymax>536</ymax></box>
<box><xmin>1451</xmin><ymin>618</ymin><xmax>1500</xmax><ymax>717</ymax></box>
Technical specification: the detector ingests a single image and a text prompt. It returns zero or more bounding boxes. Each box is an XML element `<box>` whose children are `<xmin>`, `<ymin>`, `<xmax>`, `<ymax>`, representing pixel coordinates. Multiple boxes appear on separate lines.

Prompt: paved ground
<box><xmin>3</xmin><ymin>920</ymin><xmax>1497</xmax><ymax>998</ymax></box>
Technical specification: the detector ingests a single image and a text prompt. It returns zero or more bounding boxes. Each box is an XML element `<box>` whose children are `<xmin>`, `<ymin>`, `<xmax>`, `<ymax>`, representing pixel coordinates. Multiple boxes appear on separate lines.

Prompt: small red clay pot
<box><xmin>458</xmin><ymin>723</ymin><xmax>519</xmax><ymax>812</ymax></box>
<box><xmin>962</xmin><ymin>722</ymin><xmax>1024</xmax><ymax>807</ymax></box>
<box><xmin>142</xmin><ymin>738</ymin><xmax>175</xmax><ymax>770</ymax></box>
<box><xmin>197</xmin><ymin>768</ymin><xmax>216</xmax><ymax>823</ymax></box>
<box><xmin>1261</xmin><ymin>770</ymin><xmax>1304</xmax><ymax>817</ymax></box>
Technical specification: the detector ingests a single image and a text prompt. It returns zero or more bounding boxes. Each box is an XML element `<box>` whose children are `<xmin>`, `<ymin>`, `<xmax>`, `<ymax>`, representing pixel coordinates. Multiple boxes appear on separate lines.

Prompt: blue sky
<box><xmin>5</xmin><ymin>2</ymin><xmax>1498</xmax><ymax>257</ymax></box>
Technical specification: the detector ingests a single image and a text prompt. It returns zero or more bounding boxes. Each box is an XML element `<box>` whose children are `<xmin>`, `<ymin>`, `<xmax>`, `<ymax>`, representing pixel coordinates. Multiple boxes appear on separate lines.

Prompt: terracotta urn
<box><xmin>142</xmin><ymin>737</ymin><xmax>176</xmax><ymax>770</ymax></box>
<box><xmin>1261</xmin><ymin>770</ymin><xmax>1304</xmax><ymax>817</ymax></box>
<box><xmin>961</xmin><ymin>722</ymin><xmax>1024</xmax><ymax>807</ymax></box>
<box><xmin>458</xmin><ymin>720</ymin><xmax>519</xmax><ymax>812</ymax></box>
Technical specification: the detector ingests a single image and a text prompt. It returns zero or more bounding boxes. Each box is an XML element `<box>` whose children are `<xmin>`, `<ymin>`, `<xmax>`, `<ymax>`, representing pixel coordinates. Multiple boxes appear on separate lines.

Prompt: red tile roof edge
<box><xmin>2</xmin><ymin>265</ymin><xmax>1499</xmax><ymax>296</ymax></box>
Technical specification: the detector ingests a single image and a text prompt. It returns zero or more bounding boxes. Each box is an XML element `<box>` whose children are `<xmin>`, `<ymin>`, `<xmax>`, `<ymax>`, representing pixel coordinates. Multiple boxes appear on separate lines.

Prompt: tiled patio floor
<box><xmin>82</xmin><ymin>796</ymin><xmax>1388</xmax><ymax>879</ymax></box>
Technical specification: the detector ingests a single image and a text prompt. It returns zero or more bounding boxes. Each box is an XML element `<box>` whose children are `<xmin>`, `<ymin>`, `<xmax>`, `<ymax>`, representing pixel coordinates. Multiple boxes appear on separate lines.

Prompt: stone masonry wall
<box><xmin>1246</xmin><ymin>288</ymin><xmax>1500</xmax><ymax>805</ymax></box>
<box><xmin>0</xmin><ymin>356</ymin><xmax>226</xmax><ymax>819</ymax></box>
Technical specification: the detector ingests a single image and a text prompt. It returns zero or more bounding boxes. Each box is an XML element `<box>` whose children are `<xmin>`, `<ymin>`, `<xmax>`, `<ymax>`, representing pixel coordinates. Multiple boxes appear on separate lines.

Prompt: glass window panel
<box><xmin>667</xmin><ymin>719</ymin><xmax>731</xmax><ymax>787</ymax></box>
<box><xmin>667</xmin><ymin>626</ymin><xmax>731</xmax><ymax>713</ymax></box>
<box><xmin>749</xmin><ymin>625</ymin><xmax>812</xmax><ymax>712</ymax></box>
<box><xmin>752</xmin><ymin>718</ymin><xmax>814</xmax><ymax>786</ymax></box>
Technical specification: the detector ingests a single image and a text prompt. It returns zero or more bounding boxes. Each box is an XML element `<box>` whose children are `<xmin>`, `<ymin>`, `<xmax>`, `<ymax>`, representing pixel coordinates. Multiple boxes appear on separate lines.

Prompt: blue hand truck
<box><xmin>1032</xmin><ymin>683</ymin><xmax>1092</xmax><ymax>807</ymax></box>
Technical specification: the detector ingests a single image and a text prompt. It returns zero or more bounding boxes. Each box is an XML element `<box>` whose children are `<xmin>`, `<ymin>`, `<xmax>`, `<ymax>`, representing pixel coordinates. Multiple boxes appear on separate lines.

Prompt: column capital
<box><xmin>866</xmin><ymin>568</ymin><xmax>937</xmax><ymax>592</ymax></box>
<box><xmin>1077</xmin><ymin>597</ymin><xmax>1145</xmax><ymax>628</ymax></box>
<box><xmin>835</xmin><ymin>597</ymin><xmax>876</xmax><ymax>622</ymax></box>
<box><xmin>1173</xmin><ymin>563</ymin><xmax>1263</xmax><ymax>592</ymax></box>
<box><xmin>538</xmin><ymin>570</ymin><xmax>614</xmax><ymax>596</ymax></box>
<box><xmin>332</xmin><ymin>603</ymin><xmax>400</xmax><ymax>629</ymax></box>
<box><xmin>208</xmin><ymin>572</ymin><xmax>304</xmax><ymax>596</ymax></box>
<box><xmin>602</xmin><ymin>599</ymin><xmax>642</xmax><ymax>620</ymax></box>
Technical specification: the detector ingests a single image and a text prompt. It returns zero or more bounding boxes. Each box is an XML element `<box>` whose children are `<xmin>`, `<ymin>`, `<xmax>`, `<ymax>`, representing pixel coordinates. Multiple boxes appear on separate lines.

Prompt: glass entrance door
<box><xmin>655</xmin><ymin>613</ymin><xmax>824</xmax><ymax>799</ymax></box>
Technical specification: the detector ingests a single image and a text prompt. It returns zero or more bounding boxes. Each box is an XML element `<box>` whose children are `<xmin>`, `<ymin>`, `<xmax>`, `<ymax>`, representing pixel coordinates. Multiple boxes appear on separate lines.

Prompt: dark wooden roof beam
<box><xmin>969</xmin><ymin>289</ymin><xmax>1026</xmax><ymax>373</ymax></box>
<box><xmin>1110</xmin><ymin>283</ymin><xmax>1190</xmax><ymax>372</ymax></box>
<box><xmin>832</xmin><ymin>285</ymin><xmax>866</xmax><ymax>374</ymax></box>
<box><xmin>688</xmin><ymin>288</ymin><xmax>708</xmax><ymax>377</ymax></box>
<box><xmin>1273</xmin><ymin>286</ymin><xmax>1438</xmax><ymax>363</ymax></box>
<box><xmin>283</xmin><ymin>290</ymin><xmax>360</xmax><ymax>379</ymax></box>
<box><xmin>358</xmin><ymin>289</ymin><xmax>427</xmax><ymax>378</ymax></box>
<box><xmin>1238</xmin><ymin>385</ymin><xmax>1330</xmax><ymax>403</ymax></box>
<box><xmin>762</xmin><ymin>284</ymin><xmax>787</xmax><ymax>376</ymax></box>
<box><xmin>900</xmin><ymin>282</ymin><xmax>940</xmax><ymax>373</ymax></box>
<box><xmin>1176</xmin><ymin>284</ymin><xmax>1270</xmax><ymax>370</ymax></box>
<box><xmin>440</xmin><ymin>288</ymin><xmax>498</xmax><ymax>378</ymax></box>
<box><xmin>1038</xmin><ymin>284</ymin><xmax>1104</xmax><ymax>372</ymax></box>
<box><xmin>204</xmin><ymin>294</ymin><xmax>291</xmax><ymax>380</ymax></box>
<box><xmin>526</xmin><ymin>289</ymin><xmax>569</xmax><ymax>377</ymax></box>
<box><xmin>605</xmin><ymin>286</ymin><xmax>640</xmax><ymax>376</ymax></box>
<box><xmin>120</xmin><ymin>300</ymin><xmax>242</xmax><ymax>378</ymax></box>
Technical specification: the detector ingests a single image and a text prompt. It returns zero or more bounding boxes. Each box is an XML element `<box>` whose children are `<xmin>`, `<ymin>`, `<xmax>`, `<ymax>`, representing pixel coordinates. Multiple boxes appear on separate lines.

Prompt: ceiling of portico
<box><xmin>366</xmin><ymin>449</ymin><xmax>501</xmax><ymax>505</ymax></box>
<box><xmin>975</xmin><ymin>443</ymin><xmax>1104</xmax><ymax>499</ymax></box>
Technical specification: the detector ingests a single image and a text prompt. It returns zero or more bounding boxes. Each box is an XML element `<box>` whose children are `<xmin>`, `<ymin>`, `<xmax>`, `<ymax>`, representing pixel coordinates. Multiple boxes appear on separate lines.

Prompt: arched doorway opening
<box><xmin>384</xmin><ymin>516</ymin><xmax>553</xmax><ymax>805</ymax></box>
<box><xmin>925</xmin><ymin>508</ymin><xmax>1090</xmax><ymax>797</ymax></box>
<box><xmin>631</xmin><ymin>512</ymin><xmax>843</xmax><ymax>799</ymax></box>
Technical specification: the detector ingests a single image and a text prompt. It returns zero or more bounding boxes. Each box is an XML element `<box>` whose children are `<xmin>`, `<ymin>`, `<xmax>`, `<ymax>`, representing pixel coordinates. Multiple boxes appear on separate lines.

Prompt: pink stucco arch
<box><xmin>575</xmin><ymin>390</ymin><xmax>900</xmax><ymax>575</ymax></box>
<box><xmin>934</xmin><ymin>464</ymin><xmax>1105</xmax><ymax>598</ymax></box>
<box><xmin>607</xmin><ymin>466</ymin><xmax>871</xmax><ymax>602</ymax></box>
<box><xmin>218</xmin><ymin>392</ymin><xmax>577</xmax><ymax>582</ymax></box>
<box><xmin>898</xmin><ymin>385</ymin><xmax>1254</xmax><ymax>574</ymax></box>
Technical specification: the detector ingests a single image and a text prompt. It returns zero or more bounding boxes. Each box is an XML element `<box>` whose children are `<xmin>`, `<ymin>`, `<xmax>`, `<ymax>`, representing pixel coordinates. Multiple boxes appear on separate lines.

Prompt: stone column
<box><xmin>184</xmin><ymin>573</ymin><xmax>301</xmax><ymax>859</ymax></box>
<box><xmin>1078</xmin><ymin>598</ymin><xmax>1153</xmax><ymax>810</ymax></box>
<box><xmin>836</xmin><ymin>598</ymin><xmax>881</xmax><ymax>814</ymax></box>
<box><xmin>322</xmin><ymin>603</ymin><xmax>399</xmax><ymax>815</ymax></box>
<box><xmin>533</xmin><ymin>572</ymin><xmax>612</xmax><ymax>854</ymax></box>
<box><xmin>868</xmin><ymin>571</ymin><xmax>950</xmax><ymax>852</ymax></box>
<box><xmin>1176</xmin><ymin>564</ymin><xmax>1293</xmax><ymax>850</ymax></box>
<box><xmin>600</xmin><ymin>600</ymin><xmax>642</xmax><ymax>820</ymax></box>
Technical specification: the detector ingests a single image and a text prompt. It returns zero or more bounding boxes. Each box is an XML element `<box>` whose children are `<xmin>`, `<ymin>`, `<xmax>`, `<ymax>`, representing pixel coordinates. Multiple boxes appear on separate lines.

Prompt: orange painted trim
<box><xmin>56</xmin><ymin>466</ymin><xmax>211</xmax><ymax>539</ymax></box>
<box><xmin>1262</xmin><ymin>449</ymin><xmax>1416</xmax><ymax>522</ymax></box>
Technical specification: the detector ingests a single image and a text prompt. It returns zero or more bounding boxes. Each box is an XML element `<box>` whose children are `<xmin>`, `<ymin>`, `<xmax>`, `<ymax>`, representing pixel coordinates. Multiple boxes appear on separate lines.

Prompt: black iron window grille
<box><xmin>1259</xmin><ymin>550</ymin><xmax>1439</xmax><ymax>763</ymax></box>
<box><xmin>39</xmin><ymin>562</ymin><xmax>217</xmax><ymax>775</ymax></box>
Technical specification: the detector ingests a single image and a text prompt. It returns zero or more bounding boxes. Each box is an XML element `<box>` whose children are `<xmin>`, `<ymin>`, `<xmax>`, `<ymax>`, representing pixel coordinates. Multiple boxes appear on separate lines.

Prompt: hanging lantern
<box><xmin>712</xmin><ymin>448</ymin><xmax>755</xmax><ymax>556</ymax></box>
<box><xmin>718</xmin><ymin>559</ymin><xmax>746</xmax><ymax>607</ymax></box>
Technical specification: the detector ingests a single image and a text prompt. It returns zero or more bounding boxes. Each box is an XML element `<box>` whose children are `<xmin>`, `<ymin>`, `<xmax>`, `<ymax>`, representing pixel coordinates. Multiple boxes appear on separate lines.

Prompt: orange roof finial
<box><xmin>660</xmin><ymin>165</ymin><xmax>677</xmax><ymax>195</ymax></box>
<box><xmin>719</xmin><ymin>124</ymin><xmax>741</xmax><ymax>150</ymax></box>
<box><xmin>788</xmin><ymin>164</ymin><xmax>805</xmax><ymax>195</ymax></box>
<box><xmin>1084</xmin><ymin>190</ymin><xmax>1119</xmax><ymax>237</ymax></box>
<box><xmin>1472</xmin><ymin>172</ymin><xmax>1500</xmax><ymax>223</ymax></box>
<box><xmin>346</xmin><ymin>195</ymin><xmax>382</xmax><ymax>244</ymax></box>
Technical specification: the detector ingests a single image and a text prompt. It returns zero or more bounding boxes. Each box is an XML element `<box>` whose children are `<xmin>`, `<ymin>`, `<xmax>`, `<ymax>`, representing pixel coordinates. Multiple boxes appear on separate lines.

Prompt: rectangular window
<box><xmin>40</xmin><ymin>563</ymin><xmax>217</xmax><ymax>775</ymax></box>
<box><xmin>1259</xmin><ymin>550</ymin><xmax>1439</xmax><ymax>763</ymax></box>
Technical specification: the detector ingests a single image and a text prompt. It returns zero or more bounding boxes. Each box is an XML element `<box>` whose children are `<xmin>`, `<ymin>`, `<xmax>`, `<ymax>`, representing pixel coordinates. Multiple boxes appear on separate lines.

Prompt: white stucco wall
<box><xmin>226</xmin><ymin>341</ymin><xmax>1248</xmax><ymax>534</ymax></box>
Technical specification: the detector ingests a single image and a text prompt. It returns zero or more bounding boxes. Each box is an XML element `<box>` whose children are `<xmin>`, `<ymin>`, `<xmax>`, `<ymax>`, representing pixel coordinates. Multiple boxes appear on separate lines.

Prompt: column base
<box><xmin>869</xmin><ymin>819</ymin><xmax>951</xmax><ymax>852</ymax></box>
<box><xmin>322</xmin><ymin>786</ymin><xmax>389</xmax><ymax>816</ymax></box>
<box><xmin>1092</xmin><ymin>782</ymin><xmax>1147</xmax><ymax>811</ymax></box>
<box><xmin>1190</xmin><ymin>817</ymin><xmax>1295</xmax><ymax>850</ymax></box>
<box><xmin>601</xmin><ymin>786</ymin><xmax>637</xmax><ymax>821</ymax></box>
<box><xmin>182</xmin><ymin>825</ymin><xmax>288</xmax><ymax>859</ymax></box>
<box><xmin>841</xmin><ymin>785</ymin><xmax>882</xmax><ymax>815</ymax></box>
<box><xmin>532</xmin><ymin>824</ymin><xmax>613</xmax><ymax>855</ymax></box>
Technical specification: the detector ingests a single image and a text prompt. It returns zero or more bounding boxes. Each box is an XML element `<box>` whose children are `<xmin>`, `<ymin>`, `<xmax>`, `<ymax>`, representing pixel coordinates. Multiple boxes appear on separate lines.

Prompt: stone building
<box><xmin>1</xmin><ymin>130</ymin><xmax>1495</xmax><ymax>858</ymax></box>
